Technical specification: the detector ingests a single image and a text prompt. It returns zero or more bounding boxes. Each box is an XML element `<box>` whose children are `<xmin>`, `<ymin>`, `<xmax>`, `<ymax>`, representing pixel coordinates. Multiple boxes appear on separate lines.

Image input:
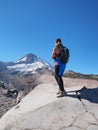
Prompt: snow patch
<box><xmin>16</xmin><ymin>56</ymin><xmax>27</xmax><ymax>63</ymax></box>
<box><xmin>7</xmin><ymin>61</ymin><xmax>48</xmax><ymax>72</ymax></box>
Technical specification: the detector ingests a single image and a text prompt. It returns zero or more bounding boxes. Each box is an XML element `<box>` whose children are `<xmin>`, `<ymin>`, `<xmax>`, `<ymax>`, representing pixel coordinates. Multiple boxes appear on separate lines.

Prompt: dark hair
<box><xmin>56</xmin><ymin>38</ymin><xmax>62</xmax><ymax>43</ymax></box>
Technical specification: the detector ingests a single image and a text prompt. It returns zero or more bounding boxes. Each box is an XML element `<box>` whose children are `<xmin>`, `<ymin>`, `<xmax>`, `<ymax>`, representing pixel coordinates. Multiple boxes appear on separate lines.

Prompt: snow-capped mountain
<box><xmin>0</xmin><ymin>53</ymin><xmax>53</xmax><ymax>90</ymax></box>
<box><xmin>16</xmin><ymin>53</ymin><xmax>38</xmax><ymax>64</ymax></box>
<box><xmin>7</xmin><ymin>53</ymin><xmax>53</xmax><ymax>74</ymax></box>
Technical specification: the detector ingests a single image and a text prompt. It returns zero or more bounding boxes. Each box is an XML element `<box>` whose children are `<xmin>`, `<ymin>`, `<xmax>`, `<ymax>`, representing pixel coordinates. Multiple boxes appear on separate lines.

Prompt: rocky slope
<box><xmin>0</xmin><ymin>82</ymin><xmax>98</xmax><ymax>130</ymax></box>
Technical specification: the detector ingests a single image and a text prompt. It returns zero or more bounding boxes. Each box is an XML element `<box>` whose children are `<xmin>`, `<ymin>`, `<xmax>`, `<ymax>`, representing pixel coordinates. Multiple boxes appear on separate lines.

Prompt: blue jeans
<box><xmin>54</xmin><ymin>59</ymin><xmax>66</xmax><ymax>76</ymax></box>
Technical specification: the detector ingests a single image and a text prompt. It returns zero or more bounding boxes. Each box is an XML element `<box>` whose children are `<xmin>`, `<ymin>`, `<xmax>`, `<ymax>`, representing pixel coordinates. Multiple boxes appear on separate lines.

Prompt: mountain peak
<box><xmin>25</xmin><ymin>53</ymin><xmax>37</xmax><ymax>58</ymax></box>
<box><xmin>16</xmin><ymin>53</ymin><xmax>38</xmax><ymax>64</ymax></box>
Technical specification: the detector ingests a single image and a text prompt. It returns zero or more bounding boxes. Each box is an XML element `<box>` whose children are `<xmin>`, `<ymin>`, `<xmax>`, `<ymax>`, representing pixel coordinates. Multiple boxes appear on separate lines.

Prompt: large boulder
<box><xmin>0</xmin><ymin>83</ymin><xmax>98</xmax><ymax>130</ymax></box>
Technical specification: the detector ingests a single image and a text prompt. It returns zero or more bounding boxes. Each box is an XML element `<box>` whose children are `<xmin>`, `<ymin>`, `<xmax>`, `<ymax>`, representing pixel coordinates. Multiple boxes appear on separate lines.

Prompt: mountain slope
<box><xmin>64</xmin><ymin>70</ymin><xmax>98</xmax><ymax>81</ymax></box>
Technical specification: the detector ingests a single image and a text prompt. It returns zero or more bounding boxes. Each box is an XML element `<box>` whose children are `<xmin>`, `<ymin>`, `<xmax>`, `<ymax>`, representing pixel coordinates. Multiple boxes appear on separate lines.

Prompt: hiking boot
<box><xmin>56</xmin><ymin>90</ymin><xmax>61</xmax><ymax>95</ymax></box>
<box><xmin>57</xmin><ymin>90</ymin><xmax>66</xmax><ymax>95</ymax></box>
<box><xmin>57</xmin><ymin>90</ymin><xmax>67</xmax><ymax>98</ymax></box>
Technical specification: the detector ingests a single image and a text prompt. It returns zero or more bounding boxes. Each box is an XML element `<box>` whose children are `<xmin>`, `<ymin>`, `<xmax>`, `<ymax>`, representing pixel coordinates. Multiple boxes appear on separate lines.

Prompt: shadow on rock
<box><xmin>66</xmin><ymin>86</ymin><xmax>98</xmax><ymax>104</ymax></box>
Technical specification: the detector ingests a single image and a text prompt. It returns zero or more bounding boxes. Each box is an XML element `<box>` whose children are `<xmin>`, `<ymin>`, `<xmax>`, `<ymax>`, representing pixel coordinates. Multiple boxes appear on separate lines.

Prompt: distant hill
<box><xmin>64</xmin><ymin>70</ymin><xmax>98</xmax><ymax>81</ymax></box>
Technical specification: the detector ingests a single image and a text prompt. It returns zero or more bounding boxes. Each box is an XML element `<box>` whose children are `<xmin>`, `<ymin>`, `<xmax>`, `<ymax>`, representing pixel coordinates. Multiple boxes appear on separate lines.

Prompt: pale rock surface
<box><xmin>0</xmin><ymin>83</ymin><xmax>98</xmax><ymax>130</ymax></box>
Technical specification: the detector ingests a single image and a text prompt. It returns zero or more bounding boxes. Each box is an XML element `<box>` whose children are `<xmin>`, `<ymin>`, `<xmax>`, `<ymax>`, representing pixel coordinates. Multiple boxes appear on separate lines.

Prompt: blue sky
<box><xmin>0</xmin><ymin>0</ymin><xmax>98</xmax><ymax>74</ymax></box>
